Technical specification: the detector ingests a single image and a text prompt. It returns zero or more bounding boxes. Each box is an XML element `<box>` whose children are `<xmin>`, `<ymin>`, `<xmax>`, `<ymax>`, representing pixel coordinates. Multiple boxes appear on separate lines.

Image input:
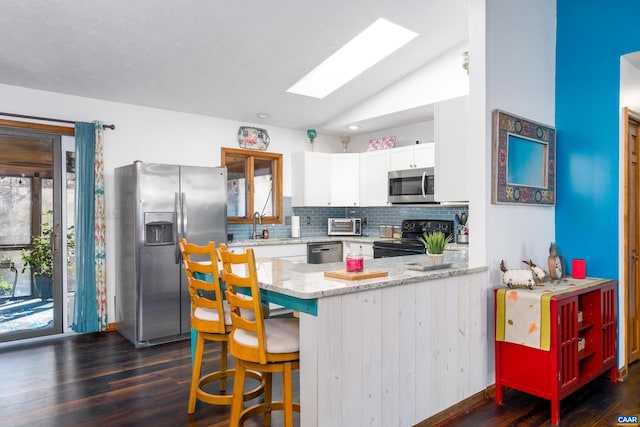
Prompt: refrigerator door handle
<box><xmin>175</xmin><ymin>192</ymin><xmax>182</xmax><ymax>263</ymax></box>
<box><xmin>182</xmin><ymin>192</ymin><xmax>188</xmax><ymax>240</ymax></box>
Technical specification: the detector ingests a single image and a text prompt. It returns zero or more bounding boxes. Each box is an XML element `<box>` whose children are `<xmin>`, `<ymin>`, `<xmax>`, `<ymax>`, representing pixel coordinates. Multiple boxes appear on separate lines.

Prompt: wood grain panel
<box><xmin>0</xmin><ymin>134</ymin><xmax>53</xmax><ymax>178</ymax></box>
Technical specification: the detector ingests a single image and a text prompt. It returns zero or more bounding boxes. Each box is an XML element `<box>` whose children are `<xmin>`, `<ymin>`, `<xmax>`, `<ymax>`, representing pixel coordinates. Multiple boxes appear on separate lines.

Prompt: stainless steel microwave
<box><xmin>388</xmin><ymin>167</ymin><xmax>436</xmax><ymax>204</ymax></box>
<box><xmin>327</xmin><ymin>217</ymin><xmax>362</xmax><ymax>236</ymax></box>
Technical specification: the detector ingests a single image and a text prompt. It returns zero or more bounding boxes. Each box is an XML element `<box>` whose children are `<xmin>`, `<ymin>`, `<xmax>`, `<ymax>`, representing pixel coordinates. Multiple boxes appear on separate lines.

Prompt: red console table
<box><xmin>494</xmin><ymin>278</ymin><xmax>617</xmax><ymax>425</ymax></box>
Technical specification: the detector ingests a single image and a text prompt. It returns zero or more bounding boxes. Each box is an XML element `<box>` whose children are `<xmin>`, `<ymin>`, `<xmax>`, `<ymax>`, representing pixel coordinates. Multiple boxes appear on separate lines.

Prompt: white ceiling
<box><xmin>0</xmin><ymin>0</ymin><xmax>469</xmax><ymax>135</ymax></box>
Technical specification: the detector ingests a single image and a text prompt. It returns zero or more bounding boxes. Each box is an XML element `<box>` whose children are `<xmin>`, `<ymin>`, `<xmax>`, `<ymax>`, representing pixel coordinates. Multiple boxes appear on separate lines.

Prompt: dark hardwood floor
<box><xmin>438</xmin><ymin>361</ymin><xmax>640</xmax><ymax>427</ymax></box>
<box><xmin>0</xmin><ymin>331</ymin><xmax>637</xmax><ymax>426</ymax></box>
<box><xmin>0</xmin><ymin>331</ymin><xmax>298</xmax><ymax>427</ymax></box>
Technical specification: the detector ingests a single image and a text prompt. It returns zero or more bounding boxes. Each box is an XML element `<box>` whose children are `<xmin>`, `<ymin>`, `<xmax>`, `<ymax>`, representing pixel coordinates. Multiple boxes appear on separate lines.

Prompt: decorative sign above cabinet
<box><xmin>237</xmin><ymin>126</ymin><xmax>270</xmax><ymax>151</ymax></box>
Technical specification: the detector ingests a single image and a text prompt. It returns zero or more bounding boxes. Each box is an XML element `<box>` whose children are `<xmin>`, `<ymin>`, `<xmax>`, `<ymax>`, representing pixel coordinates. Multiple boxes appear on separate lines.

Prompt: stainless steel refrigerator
<box><xmin>114</xmin><ymin>161</ymin><xmax>227</xmax><ymax>348</ymax></box>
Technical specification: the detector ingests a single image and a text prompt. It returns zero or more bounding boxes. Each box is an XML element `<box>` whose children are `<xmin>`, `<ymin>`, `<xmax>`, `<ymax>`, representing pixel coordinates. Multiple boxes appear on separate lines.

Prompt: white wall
<box><xmin>479</xmin><ymin>0</ymin><xmax>557</xmax><ymax>279</ymax></box>
<box><xmin>620</xmin><ymin>55</ymin><xmax>640</xmax><ymax>112</ymax></box>
<box><xmin>0</xmin><ymin>83</ymin><xmax>343</xmax><ymax>323</ymax></box>
<box><xmin>348</xmin><ymin>120</ymin><xmax>435</xmax><ymax>153</ymax></box>
<box><xmin>477</xmin><ymin>0</ymin><xmax>556</xmax><ymax>380</ymax></box>
<box><xmin>323</xmin><ymin>42</ymin><xmax>470</xmax><ymax>130</ymax></box>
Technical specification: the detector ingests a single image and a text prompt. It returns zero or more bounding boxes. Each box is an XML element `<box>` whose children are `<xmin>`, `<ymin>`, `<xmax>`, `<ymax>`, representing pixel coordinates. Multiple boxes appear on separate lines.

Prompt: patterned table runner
<box><xmin>495</xmin><ymin>277</ymin><xmax>609</xmax><ymax>351</ymax></box>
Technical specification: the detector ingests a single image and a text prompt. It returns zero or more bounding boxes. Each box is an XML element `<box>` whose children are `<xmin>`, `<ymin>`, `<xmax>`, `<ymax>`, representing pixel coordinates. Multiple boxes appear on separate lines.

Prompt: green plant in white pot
<box><xmin>417</xmin><ymin>231</ymin><xmax>452</xmax><ymax>264</ymax></box>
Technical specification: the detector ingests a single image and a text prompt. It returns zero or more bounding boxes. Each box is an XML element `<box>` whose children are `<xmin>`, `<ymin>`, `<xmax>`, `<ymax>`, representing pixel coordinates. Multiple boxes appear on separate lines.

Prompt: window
<box><xmin>221</xmin><ymin>147</ymin><xmax>282</xmax><ymax>224</ymax></box>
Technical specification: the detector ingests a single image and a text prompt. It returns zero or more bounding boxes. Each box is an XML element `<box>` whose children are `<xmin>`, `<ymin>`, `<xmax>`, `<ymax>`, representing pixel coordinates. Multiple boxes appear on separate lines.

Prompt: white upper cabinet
<box><xmin>434</xmin><ymin>95</ymin><xmax>469</xmax><ymax>202</ymax></box>
<box><xmin>293</xmin><ymin>139</ymin><xmax>440</xmax><ymax>207</ymax></box>
<box><xmin>413</xmin><ymin>143</ymin><xmax>435</xmax><ymax>168</ymax></box>
<box><xmin>359</xmin><ymin>149</ymin><xmax>391</xmax><ymax>206</ymax></box>
<box><xmin>330</xmin><ymin>153</ymin><xmax>360</xmax><ymax>206</ymax></box>
<box><xmin>292</xmin><ymin>151</ymin><xmax>359</xmax><ymax>207</ymax></box>
<box><xmin>389</xmin><ymin>143</ymin><xmax>435</xmax><ymax>170</ymax></box>
<box><xmin>291</xmin><ymin>151</ymin><xmax>331</xmax><ymax>206</ymax></box>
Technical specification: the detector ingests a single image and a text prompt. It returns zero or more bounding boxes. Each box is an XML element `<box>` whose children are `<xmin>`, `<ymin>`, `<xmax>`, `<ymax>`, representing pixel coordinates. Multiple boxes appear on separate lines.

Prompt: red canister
<box><xmin>572</xmin><ymin>259</ymin><xmax>586</xmax><ymax>279</ymax></box>
<box><xmin>346</xmin><ymin>252</ymin><xmax>364</xmax><ymax>272</ymax></box>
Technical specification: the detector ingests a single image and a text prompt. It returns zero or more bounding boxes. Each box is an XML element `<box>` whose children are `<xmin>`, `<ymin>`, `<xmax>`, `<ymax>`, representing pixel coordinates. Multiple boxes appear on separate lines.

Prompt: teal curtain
<box><xmin>72</xmin><ymin>122</ymin><xmax>98</xmax><ymax>332</ymax></box>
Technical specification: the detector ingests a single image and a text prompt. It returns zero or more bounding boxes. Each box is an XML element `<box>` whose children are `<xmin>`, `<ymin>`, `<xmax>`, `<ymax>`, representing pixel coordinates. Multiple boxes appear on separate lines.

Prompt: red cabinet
<box><xmin>494</xmin><ymin>280</ymin><xmax>617</xmax><ymax>425</ymax></box>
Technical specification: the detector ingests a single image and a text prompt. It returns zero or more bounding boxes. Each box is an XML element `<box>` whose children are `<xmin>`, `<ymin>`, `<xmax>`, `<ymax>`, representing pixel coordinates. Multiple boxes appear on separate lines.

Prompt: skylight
<box><xmin>286</xmin><ymin>18</ymin><xmax>418</xmax><ymax>99</ymax></box>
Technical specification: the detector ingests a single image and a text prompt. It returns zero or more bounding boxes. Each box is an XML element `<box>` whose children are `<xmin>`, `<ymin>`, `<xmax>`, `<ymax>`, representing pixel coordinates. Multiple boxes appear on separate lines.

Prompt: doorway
<box><xmin>625</xmin><ymin>107</ymin><xmax>640</xmax><ymax>366</ymax></box>
<box><xmin>0</xmin><ymin>124</ymin><xmax>72</xmax><ymax>342</ymax></box>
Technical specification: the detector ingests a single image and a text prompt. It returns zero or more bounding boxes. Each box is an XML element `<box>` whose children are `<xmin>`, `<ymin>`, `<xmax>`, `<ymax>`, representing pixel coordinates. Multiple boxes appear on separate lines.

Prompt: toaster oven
<box><xmin>327</xmin><ymin>217</ymin><xmax>362</xmax><ymax>236</ymax></box>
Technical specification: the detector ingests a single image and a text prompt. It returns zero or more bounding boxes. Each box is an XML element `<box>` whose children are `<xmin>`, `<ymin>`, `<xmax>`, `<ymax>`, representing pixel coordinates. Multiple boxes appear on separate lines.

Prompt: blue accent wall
<box><xmin>556</xmin><ymin>0</ymin><xmax>640</xmax><ymax>280</ymax></box>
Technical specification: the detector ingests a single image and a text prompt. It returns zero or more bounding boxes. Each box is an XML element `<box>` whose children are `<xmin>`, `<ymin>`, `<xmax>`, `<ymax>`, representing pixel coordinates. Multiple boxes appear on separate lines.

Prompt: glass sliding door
<box><xmin>0</xmin><ymin>127</ymin><xmax>64</xmax><ymax>342</ymax></box>
<box><xmin>62</xmin><ymin>136</ymin><xmax>75</xmax><ymax>330</ymax></box>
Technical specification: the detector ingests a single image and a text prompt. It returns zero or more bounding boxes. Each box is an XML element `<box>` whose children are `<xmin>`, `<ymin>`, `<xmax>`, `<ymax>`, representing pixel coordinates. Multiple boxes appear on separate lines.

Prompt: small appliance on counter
<box><xmin>379</xmin><ymin>225</ymin><xmax>401</xmax><ymax>239</ymax></box>
<box><xmin>327</xmin><ymin>217</ymin><xmax>362</xmax><ymax>236</ymax></box>
<box><xmin>373</xmin><ymin>219</ymin><xmax>454</xmax><ymax>258</ymax></box>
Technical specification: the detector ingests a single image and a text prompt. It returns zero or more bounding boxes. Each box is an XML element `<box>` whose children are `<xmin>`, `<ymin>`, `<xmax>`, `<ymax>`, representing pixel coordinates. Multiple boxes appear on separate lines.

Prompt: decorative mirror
<box><xmin>492</xmin><ymin>110</ymin><xmax>556</xmax><ymax>206</ymax></box>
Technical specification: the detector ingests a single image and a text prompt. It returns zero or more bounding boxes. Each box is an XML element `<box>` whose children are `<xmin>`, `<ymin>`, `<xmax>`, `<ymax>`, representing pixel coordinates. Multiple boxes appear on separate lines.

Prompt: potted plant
<box><xmin>20</xmin><ymin>213</ymin><xmax>74</xmax><ymax>300</ymax></box>
<box><xmin>417</xmin><ymin>231</ymin><xmax>452</xmax><ymax>264</ymax></box>
<box><xmin>0</xmin><ymin>258</ymin><xmax>17</xmax><ymax>298</ymax></box>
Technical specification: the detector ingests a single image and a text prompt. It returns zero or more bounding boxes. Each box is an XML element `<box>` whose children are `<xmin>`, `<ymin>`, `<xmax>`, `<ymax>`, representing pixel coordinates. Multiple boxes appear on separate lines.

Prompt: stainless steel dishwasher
<box><xmin>307</xmin><ymin>241</ymin><xmax>343</xmax><ymax>264</ymax></box>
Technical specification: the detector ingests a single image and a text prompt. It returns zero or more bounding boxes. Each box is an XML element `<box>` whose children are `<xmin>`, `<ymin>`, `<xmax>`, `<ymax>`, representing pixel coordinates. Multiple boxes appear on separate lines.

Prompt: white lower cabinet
<box><xmin>229</xmin><ymin>243</ymin><xmax>307</xmax><ymax>314</ymax></box>
<box><xmin>231</xmin><ymin>243</ymin><xmax>307</xmax><ymax>263</ymax></box>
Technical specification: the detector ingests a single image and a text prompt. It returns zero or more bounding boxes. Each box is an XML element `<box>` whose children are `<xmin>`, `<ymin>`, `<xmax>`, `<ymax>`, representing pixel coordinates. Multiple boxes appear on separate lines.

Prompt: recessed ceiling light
<box><xmin>256</xmin><ymin>112</ymin><xmax>269</xmax><ymax>119</ymax></box>
<box><xmin>348</xmin><ymin>125</ymin><xmax>360</xmax><ymax>130</ymax></box>
<box><xmin>286</xmin><ymin>18</ymin><xmax>418</xmax><ymax>99</ymax></box>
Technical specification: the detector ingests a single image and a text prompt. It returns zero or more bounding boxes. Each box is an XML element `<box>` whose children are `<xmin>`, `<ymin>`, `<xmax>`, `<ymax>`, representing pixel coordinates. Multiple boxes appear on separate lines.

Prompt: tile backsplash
<box><xmin>227</xmin><ymin>197</ymin><xmax>467</xmax><ymax>242</ymax></box>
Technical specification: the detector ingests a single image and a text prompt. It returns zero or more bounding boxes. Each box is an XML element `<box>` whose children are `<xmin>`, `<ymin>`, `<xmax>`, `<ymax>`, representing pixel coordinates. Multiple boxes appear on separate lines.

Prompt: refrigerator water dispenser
<box><xmin>144</xmin><ymin>212</ymin><xmax>174</xmax><ymax>245</ymax></box>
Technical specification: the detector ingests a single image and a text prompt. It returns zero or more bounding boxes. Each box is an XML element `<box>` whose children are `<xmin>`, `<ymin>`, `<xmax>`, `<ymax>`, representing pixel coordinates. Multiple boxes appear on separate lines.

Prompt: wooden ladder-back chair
<box><xmin>179</xmin><ymin>238</ymin><xmax>263</xmax><ymax>414</ymax></box>
<box><xmin>217</xmin><ymin>243</ymin><xmax>301</xmax><ymax>427</ymax></box>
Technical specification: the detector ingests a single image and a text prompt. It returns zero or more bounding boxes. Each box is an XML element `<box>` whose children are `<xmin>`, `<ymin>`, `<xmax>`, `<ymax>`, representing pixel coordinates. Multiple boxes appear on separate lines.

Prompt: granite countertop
<box><xmin>254</xmin><ymin>253</ymin><xmax>485</xmax><ymax>300</ymax></box>
<box><xmin>228</xmin><ymin>236</ymin><xmax>469</xmax><ymax>249</ymax></box>
<box><xmin>228</xmin><ymin>236</ymin><xmax>379</xmax><ymax>247</ymax></box>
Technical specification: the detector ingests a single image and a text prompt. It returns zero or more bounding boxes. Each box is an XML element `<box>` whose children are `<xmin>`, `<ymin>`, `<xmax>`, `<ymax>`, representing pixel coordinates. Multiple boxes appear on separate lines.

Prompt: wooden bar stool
<box><xmin>179</xmin><ymin>239</ymin><xmax>264</xmax><ymax>414</ymax></box>
<box><xmin>217</xmin><ymin>243</ymin><xmax>300</xmax><ymax>427</ymax></box>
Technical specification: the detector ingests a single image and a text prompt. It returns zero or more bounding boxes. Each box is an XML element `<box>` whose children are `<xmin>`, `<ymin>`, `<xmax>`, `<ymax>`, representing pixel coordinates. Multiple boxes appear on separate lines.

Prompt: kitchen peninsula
<box><xmin>250</xmin><ymin>253</ymin><xmax>487</xmax><ymax>427</ymax></box>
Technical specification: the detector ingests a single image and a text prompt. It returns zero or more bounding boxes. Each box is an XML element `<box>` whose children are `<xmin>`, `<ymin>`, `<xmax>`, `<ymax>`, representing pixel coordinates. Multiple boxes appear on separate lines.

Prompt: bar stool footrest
<box><xmin>197</xmin><ymin>369</ymin><xmax>264</xmax><ymax>405</ymax></box>
<box><xmin>239</xmin><ymin>401</ymin><xmax>301</xmax><ymax>426</ymax></box>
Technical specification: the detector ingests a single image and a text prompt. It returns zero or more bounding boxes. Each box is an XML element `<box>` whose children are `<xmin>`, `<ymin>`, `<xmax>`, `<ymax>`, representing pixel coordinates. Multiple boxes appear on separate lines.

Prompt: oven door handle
<box><xmin>421</xmin><ymin>171</ymin><xmax>427</xmax><ymax>199</ymax></box>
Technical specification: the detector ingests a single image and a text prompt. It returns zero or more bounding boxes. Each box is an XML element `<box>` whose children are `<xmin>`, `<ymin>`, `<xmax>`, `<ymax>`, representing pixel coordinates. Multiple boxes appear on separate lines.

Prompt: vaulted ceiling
<box><xmin>0</xmin><ymin>1</ymin><xmax>469</xmax><ymax>135</ymax></box>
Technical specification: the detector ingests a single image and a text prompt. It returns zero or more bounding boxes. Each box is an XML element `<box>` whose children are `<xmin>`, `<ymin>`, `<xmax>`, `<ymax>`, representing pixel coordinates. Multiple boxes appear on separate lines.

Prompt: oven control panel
<box><xmin>402</xmin><ymin>219</ymin><xmax>454</xmax><ymax>239</ymax></box>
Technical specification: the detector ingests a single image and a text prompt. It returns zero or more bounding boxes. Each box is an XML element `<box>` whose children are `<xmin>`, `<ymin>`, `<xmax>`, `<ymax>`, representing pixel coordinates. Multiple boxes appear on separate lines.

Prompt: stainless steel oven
<box><xmin>373</xmin><ymin>219</ymin><xmax>453</xmax><ymax>258</ymax></box>
<box><xmin>388</xmin><ymin>167</ymin><xmax>436</xmax><ymax>204</ymax></box>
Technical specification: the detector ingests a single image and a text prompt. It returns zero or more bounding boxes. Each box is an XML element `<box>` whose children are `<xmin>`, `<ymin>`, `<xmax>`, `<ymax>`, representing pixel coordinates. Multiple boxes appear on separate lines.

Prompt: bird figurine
<box><xmin>548</xmin><ymin>242</ymin><xmax>564</xmax><ymax>280</ymax></box>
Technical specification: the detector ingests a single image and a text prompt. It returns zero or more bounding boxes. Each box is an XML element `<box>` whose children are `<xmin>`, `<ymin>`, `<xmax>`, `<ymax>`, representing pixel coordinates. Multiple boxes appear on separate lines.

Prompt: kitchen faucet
<box><xmin>252</xmin><ymin>211</ymin><xmax>262</xmax><ymax>239</ymax></box>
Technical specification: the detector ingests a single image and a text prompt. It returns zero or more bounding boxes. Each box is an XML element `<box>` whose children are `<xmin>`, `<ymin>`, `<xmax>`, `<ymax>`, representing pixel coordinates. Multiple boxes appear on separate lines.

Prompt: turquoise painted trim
<box><xmin>191</xmin><ymin>329</ymin><xmax>196</xmax><ymax>364</ymax></box>
<box><xmin>259</xmin><ymin>289</ymin><xmax>317</xmax><ymax>316</ymax></box>
<box><xmin>231</xmin><ymin>285</ymin><xmax>318</xmax><ymax>316</ymax></box>
<box><xmin>193</xmin><ymin>272</ymin><xmax>317</xmax><ymax>314</ymax></box>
